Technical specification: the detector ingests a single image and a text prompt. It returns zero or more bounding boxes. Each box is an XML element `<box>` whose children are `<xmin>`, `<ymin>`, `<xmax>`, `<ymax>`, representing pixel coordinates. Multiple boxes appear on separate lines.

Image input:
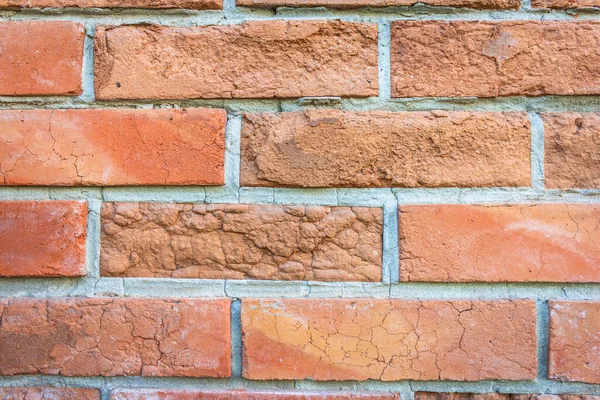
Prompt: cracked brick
<box><xmin>0</xmin><ymin>108</ymin><xmax>225</xmax><ymax>186</ymax></box>
<box><xmin>241</xmin><ymin>299</ymin><xmax>537</xmax><ymax>381</ymax></box>
<box><xmin>100</xmin><ymin>203</ymin><xmax>383</xmax><ymax>281</ymax></box>
<box><xmin>415</xmin><ymin>393</ymin><xmax>600</xmax><ymax>400</ymax></box>
<box><xmin>391</xmin><ymin>21</ymin><xmax>600</xmax><ymax>98</ymax></box>
<box><xmin>0</xmin><ymin>22</ymin><xmax>84</xmax><ymax>96</ymax></box>
<box><xmin>241</xmin><ymin>110</ymin><xmax>530</xmax><ymax>188</ymax></box>
<box><xmin>398</xmin><ymin>204</ymin><xmax>600</xmax><ymax>282</ymax></box>
<box><xmin>0</xmin><ymin>0</ymin><xmax>221</xmax><ymax>8</ymax></box>
<box><xmin>111</xmin><ymin>389</ymin><xmax>400</xmax><ymax>400</ymax></box>
<box><xmin>543</xmin><ymin>113</ymin><xmax>600</xmax><ymax>189</ymax></box>
<box><xmin>94</xmin><ymin>21</ymin><xmax>378</xmax><ymax>100</ymax></box>
<box><xmin>549</xmin><ymin>300</ymin><xmax>600</xmax><ymax>384</ymax></box>
<box><xmin>0</xmin><ymin>298</ymin><xmax>231</xmax><ymax>377</ymax></box>
<box><xmin>0</xmin><ymin>387</ymin><xmax>100</xmax><ymax>399</ymax></box>
<box><xmin>0</xmin><ymin>201</ymin><xmax>87</xmax><ymax>277</ymax></box>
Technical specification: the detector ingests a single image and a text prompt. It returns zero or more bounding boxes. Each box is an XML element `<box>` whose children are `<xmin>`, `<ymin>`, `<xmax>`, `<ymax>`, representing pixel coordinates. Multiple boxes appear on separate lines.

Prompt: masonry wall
<box><xmin>1</xmin><ymin>0</ymin><xmax>600</xmax><ymax>399</ymax></box>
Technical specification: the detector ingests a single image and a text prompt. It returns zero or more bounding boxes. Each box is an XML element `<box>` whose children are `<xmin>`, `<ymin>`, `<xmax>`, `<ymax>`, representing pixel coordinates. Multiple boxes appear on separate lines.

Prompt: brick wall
<box><xmin>0</xmin><ymin>0</ymin><xmax>600</xmax><ymax>399</ymax></box>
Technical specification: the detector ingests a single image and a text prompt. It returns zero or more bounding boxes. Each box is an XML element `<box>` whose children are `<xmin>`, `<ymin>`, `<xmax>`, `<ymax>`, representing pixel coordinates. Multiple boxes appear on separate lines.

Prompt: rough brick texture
<box><xmin>241</xmin><ymin>110</ymin><xmax>530</xmax><ymax>188</ymax></box>
<box><xmin>0</xmin><ymin>108</ymin><xmax>225</xmax><ymax>186</ymax></box>
<box><xmin>543</xmin><ymin>113</ymin><xmax>600</xmax><ymax>189</ymax></box>
<box><xmin>0</xmin><ymin>387</ymin><xmax>100</xmax><ymax>399</ymax></box>
<box><xmin>0</xmin><ymin>0</ymin><xmax>221</xmax><ymax>8</ymax></box>
<box><xmin>111</xmin><ymin>389</ymin><xmax>400</xmax><ymax>400</ymax></box>
<box><xmin>532</xmin><ymin>0</ymin><xmax>597</xmax><ymax>7</ymax></box>
<box><xmin>94</xmin><ymin>21</ymin><xmax>378</xmax><ymax>100</ymax></box>
<box><xmin>0</xmin><ymin>298</ymin><xmax>230</xmax><ymax>377</ymax></box>
<box><xmin>416</xmin><ymin>393</ymin><xmax>600</xmax><ymax>400</ymax></box>
<box><xmin>0</xmin><ymin>22</ymin><xmax>84</xmax><ymax>96</ymax></box>
<box><xmin>100</xmin><ymin>203</ymin><xmax>382</xmax><ymax>281</ymax></box>
<box><xmin>391</xmin><ymin>21</ymin><xmax>600</xmax><ymax>98</ymax></box>
<box><xmin>242</xmin><ymin>299</ymin><xmax>537</xmax><ymax>381</ymax></box>
<box><xmin>0</xmin><ymin>201</ymin><xmax>87</xmax><ymax>277</ymax></box>
<box><xmin>549</xmin><ymin>301</ymin><xmax>600</xmax><ymax>384</ymax></box>
<box><xmin>398</xmin><ymin>204</ymin><xmax>600</xmax><ymax>282</ymax></box>
<box><xmin>238</xmin><ymin>0</ymin><xmax>517</xmax><ymax>8</ymax></box>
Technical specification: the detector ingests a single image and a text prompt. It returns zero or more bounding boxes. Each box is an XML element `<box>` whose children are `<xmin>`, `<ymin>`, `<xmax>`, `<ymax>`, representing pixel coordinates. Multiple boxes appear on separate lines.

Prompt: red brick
<box><xmin>0</xmin><ymin>0</ymin><xmax>220</xmax><ymax>8</ymax></box>
<box><xmin>415</xmin><ymin>393</ymin><xmax>600</xmax><ymax>400</ymax></box>
<box><xmin>242</xmin><ymin>299</ymin><xmax>537</xmax><ymax>381</ymax></box>
<box><xmin>111</xmin><ymin>389</ymin><xmax>399</xmax><ymax>400</ymax></box>
<box><xmin>100</xmin><ymin>203</ymin><xmax>383</xmax><ymax>281</ymax></box>
<box><xmin>0</xmin><ymin>108</ymin><xmax>225</xmax><ymax>186</ymax></box>
<box><xmin>543</xmin><ymin>113</ymin><xmax>600</xmax><ymax>189</ymax></box>
<box><xmin>391</xmin><ymin>21</ymin><xmax>600</xmax><ymax>98</ymax></box>
<box><xmin>241</xmin><ymin>110</ymin><xmax>530</xmax><ymax>188</ymax></box>
<box><xmin>237</xmin><ymin>0</ymin><xmax>517</xmax><ymax>7</ymax></box>
<box><xmin>0</xmin><ymin>201</ymin><xmax>87</xmax><ymax>277</ymax></box>
<box><xmin>94</xmin><ymin>21</ymin><xmax>378</xmax><ymax>100</ymax></box>
<box><xmin>0</xmin><ymin>22</ymin><xmax>84</xmax><ymax>96</ymax></box>
<box><xmin>0</xmin><ymin>387</ymin><xmax>100</xmax><ymax>400</ymax></box>
<box><xmin>0</xmin><ymin>298</ymin><xmax>230</xmax><ymax>377</ymax></box>
<box><xmin>532</xmin><ymin>0</ymin><xmax>597</xmax><ymax>7</ymax></box>
<box><xmin>549</xmin><ymin>300</ymin><xmax>600</xmax><ymax>384</ymax></box>
<box><xmin>398</xmin><ymin>204</ymin><xmax>600</xmax><ymax>282</ymax></box>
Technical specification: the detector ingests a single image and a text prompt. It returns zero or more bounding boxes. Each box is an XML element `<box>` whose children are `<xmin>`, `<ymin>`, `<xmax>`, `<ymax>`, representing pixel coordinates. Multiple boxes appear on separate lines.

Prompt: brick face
<box><xmin>549</xmin><ymin>301</ymin><xmax>600</xmax><ymax>384</ymax></box>
<box><xmin>0</xmin><ymin>0</ymin><xmax>221</xmax><ymax>8</ymax></box>
<box><xmin>100</xmin><ymin>203</ymin><xmax>383</xmax><ymax>281</ymax></box>
<box><xmin>0</xmin><ymin>22</ymin><xmax>84</xmax><ymax>96</ymax></box>
<box><xmin>0</xmin><ymin>108</ymin><xmax>225</xmax><ymax>186</ymax></box>
<box><xmin>415</xmin><ymin>393</ymin><xmax>600</xmax><ymax>400</ymax></box>
<box><xmin>237</xmin><ymin>0</ymin><xmax>518</xmax><ymax>8</ymax></box>
<box><xmin>532</xmin><ymin>0</ymin><xmax>598</xmax><ymax>7</ymax></box>
<box><xmin>0</xmin><ymin>201</ymin><xmax>87</xmax><ymax>277</ymax></box>
<box><xmin>398</xmin><ymin>204</ymin><xmax>600</xmax><ymax>282</ymax></box>
<box><xmin>543</xmin><ymin>113</ymin><xmax>600</xmax><ymax>189</ymax></box>
<box><xmin>242</xmin><ymin>299</ymin><xmax>537</xmax><ymax>381</ymax></box>
<box><xmin>391</xmin><ymin>21</ymin><xmax>600</xmax><ymax>98</ymax></box>
<box><xmin>0</xmin><ymin>298</ymin><xmax>231</xmax><ymax>377</ymax></box>
<box><xmin>94</xmin><ymin>21</ymin><xmax>378</xmax><ymax>100</ymax></box>
<box><xmin>241</xmin><ymin>110</ymin><xmax>530</xmax><ymax>188</ymax></box>
<box><xmin>111</xmin><ymin>389</ymin><xmax>400</xmax><ymax>399</ymax></box>
<box><xmin>0</xmin><ymin>387</ymin><xmax>100</xmax><ymax>400</ymax></box>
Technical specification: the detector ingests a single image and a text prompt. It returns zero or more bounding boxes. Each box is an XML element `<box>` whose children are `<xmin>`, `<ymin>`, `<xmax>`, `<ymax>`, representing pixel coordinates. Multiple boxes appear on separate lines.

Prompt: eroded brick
<box><xmin>241</xmin><ymin>110</ymin><xmax>530</xmax><ymax>188</ymax></box>
<box><xmin>100</xmin><ymin>203</ymin><xmax>382</xmax><ymax>281</ymax></box>
<box><xmin>0</xmin><ymin>387</ymin><xmax>100</xmax><ymax>400</ymax></box>
<box><xmin>242</xmin><ymin>299</ymin><xmax>537</xmax><ymax>381</ymax></box>
<box><xmin>0</xmin><ymin>201</ymin><xmax>87</xmax><ymax>277</ymax></box>
<box><xmin>0</xmin><ymin>0</ymin><xmax>220</xmax><ymax>8</ymax></box>
<box><xmin>549</xmin><ymin>301</ymin><xmax>600</xmax><ymax>384</ymax></box>
<box><xmin>0</xmin><ymin>108</ymin><xmax>225</xmax><ymax>186</ymax></box>
<box><xmin>237</xmin><ymin>0</ymin><xmax>517</xmax><ymax>8</ymax></box>
<box><xmin>94</xmin><ymin>21</ymin><xmax>378</xmax><ymax>100</ymax></box>
<box><xmin>0</xmin><ymin>298</ymin><xmax>231</xmax><ymax>377</ymax></box>
<box><xmin>415</xmin><ymin>393</ymin><xmax>600</xmax><ymax>400</ymax></box>
<box><xmin>391</xmin><ymin>21</ymin><xmax>600</xmax><ymax>97</ymax></box>
<box><xmin>0</xmin><ymin>22</ymin><xmax>84</xmax><ymax>96</ymax></box>
<box><xmin>399</xmin><ymin>204</ymin><xmax>600</xmax><ymax>282</ymax></box>
<box><xmin>111</xmin><ymin>389</ymin><xmax>399</xmax><ymax>400</ymax></box>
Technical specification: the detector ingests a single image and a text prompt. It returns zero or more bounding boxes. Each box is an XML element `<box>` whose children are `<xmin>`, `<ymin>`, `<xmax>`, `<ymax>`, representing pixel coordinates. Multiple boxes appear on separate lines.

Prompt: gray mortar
<box><xmin>1</xmin><ymin>1</ymin><xmax>600</xmax><ymax>398</ymax></box>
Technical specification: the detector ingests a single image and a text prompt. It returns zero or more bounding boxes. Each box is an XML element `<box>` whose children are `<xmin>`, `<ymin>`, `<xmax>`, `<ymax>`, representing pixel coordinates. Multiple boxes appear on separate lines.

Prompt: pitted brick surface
<box><xmin>237</xmin><ymin>0</ymin><xmax>518</xmax><ymax>8</ymax></box>
<box><xmin>111</xmin><ymin>389</ymin><xmax>400</xmax><ymax>399</ymax></box>
<box><xmin>0</xmin><ymin>298</ymin><xmax>231</xmax><ymax>377</ymax></box>
<box><xmin>94</xmin><ymin>21</ymin><xmax>378</xmax><ymax>100</ymax></box>
<box><xmin>416</xmin><ymin>393</ymin><xmax>600</xmax><ymax>400</ymax></box>
<box><xmin>242</xmin><ymin>299</ymin><xmax>537</xmax><ymax>381</ymax></box>
<box><xmin>241</xmin><ymin>110</ymin><xmax>530</xmax><ymax>188</ymax></box>
<box><xmin>0</xmin><ymin>0</ymin><xmax>221</xmax><ymax>8</ymax></box>
<box><xmin>0</xmin><ymin>387</ymin><xmax>100</xmax><ymax>400</ymax></box>
<box><xmin>100</xmin><ymin>203</ymin><xmax>383</xmax><ymax>281</ymax></box>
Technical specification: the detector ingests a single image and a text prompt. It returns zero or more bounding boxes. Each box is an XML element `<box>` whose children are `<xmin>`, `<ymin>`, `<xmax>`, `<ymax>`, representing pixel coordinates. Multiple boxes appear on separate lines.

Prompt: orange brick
<box><xmin>532</xmin><ymin>0</ymin><xmax>598</xmax><ymax>7</ymax></box>
<box><xmin>0</xmin><ymin>0</ymin><xmax>220</xmax><ymax>8</ymax></box>
<box><xmin>399</xmin><ymin>204</ymin><xmax>600</xmax><ymax>282</ymax></box>
<box><xmin>242</xmin><ymin>299</ymin><xmax>537</xmax><ymax>381</ymax></box>
<box><xmin>0</xmin><ymin>108</ymin><xmax>225</xmax><ymax>186</ymax></box>
<box><xmin>111</xmin><ymin>389</ymin><xmax>399</xmax><ymax>400</ymax></box>
<box><xmin>0</xmin><ymin>298</ymin><xmax>231</xmax><ymax>377</ymax></box>
<box><xmin>0</xmin><ymin>22</ymin><xmax>84</xmax><ymax>96</ymax></box>
<box><xmin>549</xmin><ymin>301</ymin><xmax>600</xmax><ymax>384</ymax></box>
<box><xmin>0</xmin><ymin>201</ymin><xmax>87</xmax><ymax>277</ymax></box>
<box><xmin>0</xmin><ymin>387</ymin><xmax>100</xmax><ymax>400</ymax></box>
<box><xmin>238</xmin><ymin>0</ymin><xmax>517</xmax><ymax>8</ymax></box>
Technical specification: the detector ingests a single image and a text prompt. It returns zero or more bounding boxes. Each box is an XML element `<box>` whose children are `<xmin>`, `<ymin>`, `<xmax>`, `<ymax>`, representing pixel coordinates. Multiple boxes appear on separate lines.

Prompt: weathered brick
<box><xmin>111</xmin><ymin>389</ymin><xmax>399</xmax><ymax>400</ymax></box>
<box><xmin>0</xmin><ymin>22</ymin><xmax>84</xmax><ymax>96</ymax></box>
<box><xmin>0</xmin><ymin>201</ymin><xmax>87</xmax><ymax>277</ymax></box>
<box><xmin>241</xmin><ymin>110</ymin><xmax>530</xmax><ymax>188</ymax></box>
<box><xmin>398</xmin><ymin>204</ymin><xmax>600</xmax><ymax>282</ymax></box>
<box><xmin>0</xmin><ymin>0</ymin><xmax>220</xmax><ymax>8</ymax></box>
<box><xmin>532</xmin><ymin>0</ymin><xmax>597</xmax><ymax>7</ymax></box>
<box><xmin>238</xmin><ymin>0</ymin><xmax>517</xmax><ymax>8</ymax></box>
<box><xmin>391</xmin><ymin>21</ymin><xmax>600</xmax><ymax>98</ymax></box>
<box><xmin>94</xmin><ymin>21</ymin><xmax>378</xmax><ymax>100</ymax></box>
<box><xmin>543</xmin><ymin>113</ymin><xmax>600</xmax><ymax>189</ymax></box>
<box><xmin>0</xmin><ymin>387</ymin><xmax>100</xmax><ymax>400</ymax></box>
<box><xmin>0</xmin><ymin>108</ymin><xmax>225</xmax><ymax>186</ymax></box>
<box><xmin>100</xmin><ymin>203</ymin><xmax>382</xmax><ymax>281</ymax></box>
<box><xmin>549</xmin><ymin>301</ymin><xmax>600</xmax><ymax>384</ymax></box>
<box><xmin>415</xmin><ymin>393</ymin><xmax>600</xmax><ymax>400</ymax></box>
<box><xmin>242</xmin><ymin>299</ymin><xmax>537</xmax><ymax>381</ymax></box>
<box><xmin>0</xmin><ymin>298</ymin><xmax>230</xmax><ymax>377</ymax></box>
